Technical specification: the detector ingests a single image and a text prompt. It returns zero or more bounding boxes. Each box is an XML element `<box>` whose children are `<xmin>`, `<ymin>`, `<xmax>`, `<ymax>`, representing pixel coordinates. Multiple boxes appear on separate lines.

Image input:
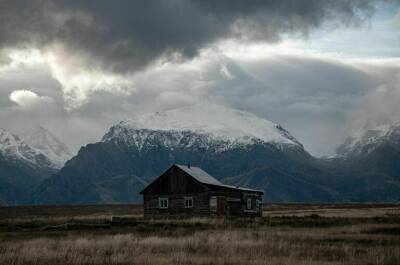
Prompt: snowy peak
<box><xmin>102</xmin><ymin>104</ymin><xmax>302</xmax><ymax>149</ymax></box>
<box><xmin>0</xmin><ymin>129</ymin><xmax>23</xmax><ymax>151</ymax></box>
<box><xmin>0</xmin><ymin>128</ymin><xmax>54</xmax><ymax>169</ymax></box>
<box><xmin>21</xmin><ymin>126</ymin><xmax>72</xmax><ymax>168</ymax></box>
<box><xmin>337</xmin><ymin>121</ymin><xmax>400</xmax><ymax>157</ymax></box>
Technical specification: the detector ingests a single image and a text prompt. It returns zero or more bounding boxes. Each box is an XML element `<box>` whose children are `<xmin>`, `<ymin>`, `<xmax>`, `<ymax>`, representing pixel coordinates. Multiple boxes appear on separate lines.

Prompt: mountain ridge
<box><xmin>31</xmin><ymin>106</ymin><xmax>323</xmax><ymax>204</ymax></box>
<box><xmin>0</xmin><ymin>128</ymin><xmax>55</xmax><ymax>170</ymax></box>
<box><xmin>21</xmin><ymin>126</ymin><xmax>72</xmax><ymax>168</ymax></box>
<box><xmin>106</xmin><ymin>104</ymin><xmax>303</xmax><ymax>147</ymax></box>
<box><xmin>2</xmin><ymin>107</ymin><xmax>400</xmax><ymax>205</ymax></box>
<box><xmin>0</xmin><ymin>128</ymin><xmax>59</xmax><ymax>205</ymax></box>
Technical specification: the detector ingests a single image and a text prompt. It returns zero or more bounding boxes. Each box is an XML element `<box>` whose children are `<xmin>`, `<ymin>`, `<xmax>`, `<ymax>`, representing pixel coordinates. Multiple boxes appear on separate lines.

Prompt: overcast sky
<box><xmin>0</xmin><ymin>0</ymin><xmax>399</xmax><ymax>156</ymax></box>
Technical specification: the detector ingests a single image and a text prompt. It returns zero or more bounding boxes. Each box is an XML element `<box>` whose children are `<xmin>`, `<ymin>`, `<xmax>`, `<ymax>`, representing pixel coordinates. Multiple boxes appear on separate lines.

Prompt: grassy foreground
<box><xmin>0</xmin><ymin>204</ymin><xmax>399</xmax><ymax>265</ymax></box>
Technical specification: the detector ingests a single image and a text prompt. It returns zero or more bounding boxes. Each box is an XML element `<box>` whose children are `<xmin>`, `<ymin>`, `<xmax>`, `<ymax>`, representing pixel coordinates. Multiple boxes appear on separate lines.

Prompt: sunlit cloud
<box><xmin>9</xmin><ymin>90</ymin><xmax>52</xmax><ymax>108</ymax></box>
<box><xmin>42</xmin><ymin>44</ymin><xmax>134</xmax><ymax>109</ymax></box>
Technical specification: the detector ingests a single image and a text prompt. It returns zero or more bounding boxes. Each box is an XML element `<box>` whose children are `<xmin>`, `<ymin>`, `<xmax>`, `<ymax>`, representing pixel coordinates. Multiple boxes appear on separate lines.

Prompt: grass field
<box><xmin>0</xmin><ymin>204</ymin><xmax>399</xmax><ymax>265</ymax></box>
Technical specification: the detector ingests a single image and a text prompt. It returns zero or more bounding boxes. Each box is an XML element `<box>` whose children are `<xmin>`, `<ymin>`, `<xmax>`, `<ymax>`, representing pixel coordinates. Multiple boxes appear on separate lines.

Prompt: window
<box><xmin>256</xmin><ymin>199</ymin><xmax>261</xmax><ymax>212</ymax></box>
<box><xmin>185</xmin><ymin>196</ymin><xmax>193</xmax><ymax>208</ymax></box>
<box><xmin>209</xmin><ymin>196</ymin><xmax>217</xmax><ymax>212</ymax></box>
<box><xmin>246</xmin><ymin>198</ymin><xmax>252</xmax><ymax>210</ymax></box>
<box><xmin>159</xmin><ymin>198</ymin><xmax>168</xmax><ymax>209</ymax></box>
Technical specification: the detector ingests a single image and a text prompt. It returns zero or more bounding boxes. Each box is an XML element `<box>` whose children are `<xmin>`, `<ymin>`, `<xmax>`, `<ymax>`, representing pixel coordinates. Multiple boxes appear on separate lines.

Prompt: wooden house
<box><xmin>140</xmin><ymin>164</ymin><xmax>263</xmax><ymax>218</ymax></box>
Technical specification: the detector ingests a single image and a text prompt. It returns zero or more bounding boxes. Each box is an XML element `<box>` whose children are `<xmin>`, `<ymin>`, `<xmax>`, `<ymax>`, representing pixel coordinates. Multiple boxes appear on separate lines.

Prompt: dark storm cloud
<box><xmin>0</xmin><ymin>0</ymin><xmax>376</xmax><ymax>72</ymax></box>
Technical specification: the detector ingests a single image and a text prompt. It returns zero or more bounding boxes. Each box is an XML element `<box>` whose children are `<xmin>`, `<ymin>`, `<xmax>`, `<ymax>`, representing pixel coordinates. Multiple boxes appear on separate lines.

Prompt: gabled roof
<box><xmin>175</xmin><ymin>164</ymin><xmax>263</xmax><ymax>193</ymax></box>
<box><xmin>140</xmin><ymin>164</ymin><xmax>263</xmax><ymax>194</ymax></box>
<box><xmin>177</xmin><ymin>164</ymin><xmax>264</xmax><ymax>193</ymax></box>
<box><xmin>175</xmin><ymin>164</ymin><xmax>222</xmax><ymax>186</ymax></box>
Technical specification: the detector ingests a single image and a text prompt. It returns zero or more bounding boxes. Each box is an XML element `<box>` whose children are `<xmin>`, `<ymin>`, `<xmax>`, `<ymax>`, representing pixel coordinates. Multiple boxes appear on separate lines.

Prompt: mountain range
<box><xmin>1</xmin><ymin>105</ymin><xmax>399</xmax><ymax>205</ymax></box>
<box><xmin>0</xmin><ymin>127</ymin><xmax>71</xmax><ymax>204</ymax></box>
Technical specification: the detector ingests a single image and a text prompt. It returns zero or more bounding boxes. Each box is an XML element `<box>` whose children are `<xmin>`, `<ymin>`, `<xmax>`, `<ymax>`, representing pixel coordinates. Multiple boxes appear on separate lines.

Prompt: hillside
<box><xmin>32</xmin><ymin>105</ymin><xmax>340</xmax><ymax>204</ymax></box>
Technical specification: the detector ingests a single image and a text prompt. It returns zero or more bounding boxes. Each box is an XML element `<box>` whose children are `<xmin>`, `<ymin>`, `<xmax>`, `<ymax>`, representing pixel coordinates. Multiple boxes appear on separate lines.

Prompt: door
<box><xmin>217</xmin><ymin>197</ymin><xmax>226</xmax><ymax>214</ymax></box>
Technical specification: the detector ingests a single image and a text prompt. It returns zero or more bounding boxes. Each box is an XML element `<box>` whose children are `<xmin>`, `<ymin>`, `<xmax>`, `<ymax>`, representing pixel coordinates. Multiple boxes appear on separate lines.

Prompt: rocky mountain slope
<box><xmin>21</xmin><ymin>126</ymin><xmax>72</xmax><ymax>168</ymax></box>
<box><xmin>326</xmin><ymin>122</ymin><xmax>400</xmax><ymax>202</ymax></box>
<box><xmin>32</xmin><ymin>105</ymin><xmax>342</xmax><ymax>204</ymax></box>
<box><xmin>0</xmin><ymin>129</ymin><xmax>58</xmax><ymax>205</ymax></box>
<box><xmin>4</xmin><ymin>105</ymin><xmax>400</xmax><ymax>205</ymax></box>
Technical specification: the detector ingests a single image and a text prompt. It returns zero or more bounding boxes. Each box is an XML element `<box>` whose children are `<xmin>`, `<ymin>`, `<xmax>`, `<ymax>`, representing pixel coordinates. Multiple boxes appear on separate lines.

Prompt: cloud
<box><xmin>0</xmin><ymin>0</ymin><xmax>376</xmax><ymax>74</ymax></box>
<box><xmin>43</xmin><ymin>44</ymin><xmax>134</xmax><ymax>108</ymax></box>
<box><xmin>0</xmin><ymin>1</ymin><xmax>397</xmax><ymax>157</ymax></box>
<box><xmin>394</xmin><ymin>10</ymin><xmax>400</xmax><ymax>25</ymax></box>
<box><xmin>347</xmin><ymin>77</ymin><xmax>400</xmax><ymax>135</ymax></box>
<box><xmin>9</xmin><ymin>90</ymin><xmax>53</xmax><ymax>108</ymax></box>
<box><xmin>116</xmin><ymin>49</ymin><xmax>400</xmax><ymax>156</ymax></box>
<box><xmin>0</xmin><ymin>1</ymin><xmax>380</xmax><ymax>110</ymax></box>
<box><xmin>1</xmin><ymin>39</ymin><xmax>399</xmax><ymax>156</ymax></box>
<box><xmin>0</xmin><ymin>50</ymin><xmax>11</xmax><ymax>66</ymax></box>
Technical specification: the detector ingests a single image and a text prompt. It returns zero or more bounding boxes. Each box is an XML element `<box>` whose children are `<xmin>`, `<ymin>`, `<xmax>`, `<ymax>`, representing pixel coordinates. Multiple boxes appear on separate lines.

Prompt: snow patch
<box><xmin>21</xmin><ymin>126</ymin><xmax>72</xmax><ymax>168</ymax></box>
<box><xmin>337</xmin><ymin>121</ymin><xmax>400</xmax><ymax>157</ymax></box>
<box><xmin>102</xmin><ymin>104</ymin><xmax>302</xmax><ymax>149</ymax></box>
<box><xmin>0</xmin><ymin>128</ymin><xmax>55</xmax><ymax>169</ymax></box>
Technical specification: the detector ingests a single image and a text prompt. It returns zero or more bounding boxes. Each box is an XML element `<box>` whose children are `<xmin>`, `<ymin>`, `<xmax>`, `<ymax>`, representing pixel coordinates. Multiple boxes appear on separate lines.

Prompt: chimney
<box><xmin>187</xmin><ymin>162</ymin><xmax>191</xmax><ymax>168</ymax></box>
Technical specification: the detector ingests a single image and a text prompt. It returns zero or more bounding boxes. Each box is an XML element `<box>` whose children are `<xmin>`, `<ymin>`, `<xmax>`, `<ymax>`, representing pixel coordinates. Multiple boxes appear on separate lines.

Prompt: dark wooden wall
<box><xmin>142</xmin><ymin>165</ymin><xmax>263</xmax><ymax>218</ymax></box>
<box><xmin>143</xmin><ymin>193</ymin><xmax>210</xmax><ymax>217</ymax></box>
<box><xmin>143</xmin><ymin>190</ymin><xmax>262</xmax><ymax>217</ymax></box>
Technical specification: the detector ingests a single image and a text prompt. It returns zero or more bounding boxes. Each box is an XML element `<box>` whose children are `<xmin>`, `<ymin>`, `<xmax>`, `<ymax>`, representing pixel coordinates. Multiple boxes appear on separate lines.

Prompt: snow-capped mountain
<box><xmin>0</xmin><ymin>128</ymin><xmax>55</xmax><ymax>169</ymax></box>
<box><xmin>6</xmin><ymin>105</ymin><xmax>400</xmax><ymax>205</ymax></box>
<box><xmin>102</xmin><ymin>104</ymin><xmax>303</xmax><ymax>151</ymax></box>
<box><xmin>336</xmin><ymin>121</ymin><xmax>400</xmax><ymax>157</ymax></box>
<box><xmin>0</xmin><ymin>128</ymin><xmax>59</xmax><ymax>205</ymax></box>
<box><xmin>32</xmin><ymin>105</ymin><xmax>333</xmax><ymax>205</ymax></box>
<box><xmin>21</xmin><ymin>126</ymin><xmax>72</xmax><ymax>168</ymax></box>
<box><xmin>328</xmin><ymin>121</ymin><xmax>400</xmax><ymax>202</ymax></box>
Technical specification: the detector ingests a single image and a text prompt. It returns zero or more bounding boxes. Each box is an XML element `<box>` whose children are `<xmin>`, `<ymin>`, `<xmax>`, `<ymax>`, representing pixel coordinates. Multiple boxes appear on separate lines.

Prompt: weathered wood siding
<box><xmin>240</xmin><ymin>192</ymin><xmax>263</xmax><ymax>217</ymax></box>
<box><xmin>143</xmin><ymin>193</ymin><xmax>210</xmax><ymax>217</ymax></box>
<box><xmin>207</xmin><ymin>190</ymin><xmax>241</xmax><ymax>216</ymax></box>
<box><xmin>141</xmin><ymin>165</ymin><xmax>263</xmax><ymax>218</ymax></box>
<box><xmin>143</xmin><ymin>191</ymin><xmax>262</xmax><ymax>218</ymax></box>
<box><xmin>207</xmin><ymin>190</ymin><xmax>263</xmax><ymax>217</ymax></box>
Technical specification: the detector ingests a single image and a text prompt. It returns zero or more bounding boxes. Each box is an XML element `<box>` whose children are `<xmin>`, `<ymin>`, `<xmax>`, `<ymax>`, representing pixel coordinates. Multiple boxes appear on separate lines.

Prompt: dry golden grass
<box><xmin>1</xmin><ymin>225</ymin><xmax>400</xmax><ymax>265</ymax></box>
<box><xmin>0</xmin><ymin>204</ymin><xmax>399</xmax><ymax>265</ymax></box>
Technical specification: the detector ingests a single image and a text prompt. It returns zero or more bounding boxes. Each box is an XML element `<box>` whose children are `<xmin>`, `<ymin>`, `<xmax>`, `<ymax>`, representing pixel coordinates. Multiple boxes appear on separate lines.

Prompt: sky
<box><xmin>0</xmin><ymin>0</ymin><xmax>399</xmax><ymax>156</ymax></box>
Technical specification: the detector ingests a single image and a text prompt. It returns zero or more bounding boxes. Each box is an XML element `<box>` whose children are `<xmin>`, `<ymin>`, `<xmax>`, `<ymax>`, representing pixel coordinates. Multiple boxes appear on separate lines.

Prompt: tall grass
<box><xmin>1</xmin><ymin>223</ymin><xmax>399</xmax><ymax>265</ymax></box>
<box><xmin>1</xmin><ymin>204</ymin><xmax>399</xmax><ymax>265</ymax></box>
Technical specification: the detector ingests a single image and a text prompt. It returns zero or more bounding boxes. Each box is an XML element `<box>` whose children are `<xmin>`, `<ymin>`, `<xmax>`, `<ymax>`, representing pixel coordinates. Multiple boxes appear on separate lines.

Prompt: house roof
<box><xmin>175</xmin><ymin>164</ymin><xmax>263</xmax><ymax>194</ymax></box>
<box><xmin>140</xmin><ymin>164</ymin><xmax>263</xmax><ymax>194</ymax></box>
<box><xmin>175</xmin><ymin>164</ymin><xmax>222</xmax><ymax>186</ymax></box>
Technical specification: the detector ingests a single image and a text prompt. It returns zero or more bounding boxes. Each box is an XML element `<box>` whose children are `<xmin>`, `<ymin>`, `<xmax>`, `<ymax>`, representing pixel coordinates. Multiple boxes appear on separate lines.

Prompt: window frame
<box><xmin>159</xmin><ymin>197</ymin><xmax>169</xmax><ymax>209</ymax></box>
<box><xmin>256</xmin><ymin>199</ymin><xmax>261</xmax><ymax>212</ymax></box>
<box><xmin>184</xmin><ymin>196</ymin><xmax>194</xmax><ymax>208</ymax></box>
<box><xmin>209</xmin><ymin>196</ymin><xmax>217</xmax><ymax>212</ymax></box>
<box><xmin>246</xmin><ymin>197</ymin><xmax>252</xmax><ymax>210</ymax></box>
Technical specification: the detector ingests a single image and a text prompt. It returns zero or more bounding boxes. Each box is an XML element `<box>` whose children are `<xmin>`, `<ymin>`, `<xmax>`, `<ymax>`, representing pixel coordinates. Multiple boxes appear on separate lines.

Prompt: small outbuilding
<box><xmin>140</xmin><ymin>164</ymin><xmax>263</xmax><ymax>218</ymax></box>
